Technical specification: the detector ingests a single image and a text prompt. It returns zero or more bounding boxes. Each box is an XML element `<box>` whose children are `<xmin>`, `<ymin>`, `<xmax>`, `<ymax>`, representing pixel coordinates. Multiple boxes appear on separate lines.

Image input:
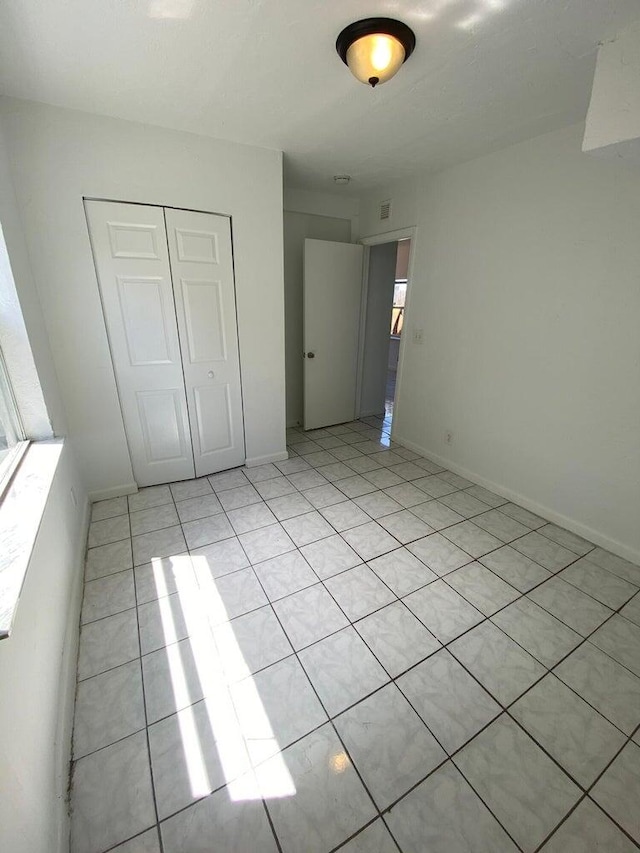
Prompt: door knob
<box><xmin>208</xmin><ymin>370</ymin><xmax>215</xmax><ymax>378</ymax></box>
<box><xmin>307</xmin><ymin>352</ymin><xmax>315</xmax><ymax>359</ymax></box>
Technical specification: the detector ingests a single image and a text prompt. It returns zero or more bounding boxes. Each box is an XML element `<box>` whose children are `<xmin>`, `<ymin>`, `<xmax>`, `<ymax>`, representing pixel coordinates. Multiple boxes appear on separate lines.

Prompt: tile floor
<box><xmin>72</xmin><ymin>413</ymin><xmax>640</xmax><ymax>853</ymax></box>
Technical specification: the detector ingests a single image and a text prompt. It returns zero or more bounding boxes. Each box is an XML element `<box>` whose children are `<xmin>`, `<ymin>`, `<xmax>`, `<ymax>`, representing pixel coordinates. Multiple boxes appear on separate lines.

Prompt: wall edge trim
<box><xmin>393</xmin><ymin>432</ymin><xmax>640</xmax><ymax>566</ymax></box>
<box><xmin>89</xmin><ymin>482</ymin><xmax>138</xmax><ymax>502</ymax></box>
<box><xmin>245</xmin><ymin>450</ymin><xmax>288</xmax><ymax>468</ymax></box>
<box><xmin>55</xmin><ymin>492</ymin><xmax>90</xmax><ymax>852</ymax></box>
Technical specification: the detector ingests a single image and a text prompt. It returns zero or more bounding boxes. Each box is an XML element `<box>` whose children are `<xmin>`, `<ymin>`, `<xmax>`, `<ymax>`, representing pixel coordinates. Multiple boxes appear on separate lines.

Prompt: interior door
<box><xmin>85</xmin><ymin>200</ymin><xmax>195</xmax><ymax>486</ymax></box>
<box><xmin>303</xmin><ymin>239</ymin><xmax>364</xmax><ymax>429</ymax></box>
<box><xmin>165</xmin><ymin>208</ymin><xmax>245</xmax><ymax>476</ymax></box>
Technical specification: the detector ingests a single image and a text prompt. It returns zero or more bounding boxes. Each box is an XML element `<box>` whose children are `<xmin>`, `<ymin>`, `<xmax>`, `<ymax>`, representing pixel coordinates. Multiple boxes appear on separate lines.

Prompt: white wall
<box><xmin>358</xmin><ymin>179</ymin><xmax>417</xmax><ymax>241</ymax></box>
<box><xmin>1</xmin><ymin>119</ymin><xmax>88</xmax><ymax>853</ymax></box>
<box><xmin>0</xmin><ymin>442</ymin><xmax>89</xmax><ymax>853</ymax></box>
<box><xmin>358</xmin><ymin>123</ymin><xmax>640</xmax><ymax>561</ymax></box>
<box><xmin>359</xmin><ymin>241</ymin><xmax>397</xmax><ymax>417</ymax></box>
<box><xmin>0</xmin><ymin>97</ymin><xmax>287</xmax><ymax>497</ymax></box>
<box><xmin>284</xmin><ymin>188</ymin><xmax>359</xmax><ymax>240</ymax></box>
<box><xmin>283</xmin><ymin>209</ymin><xmax>351</xmax><ymax>426</ymax></box>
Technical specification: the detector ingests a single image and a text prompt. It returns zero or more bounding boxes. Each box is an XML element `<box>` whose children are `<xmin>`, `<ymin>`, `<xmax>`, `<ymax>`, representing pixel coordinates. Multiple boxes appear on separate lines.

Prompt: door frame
<box><xmin>355</xmin><ymin>226</ymin><xmax>417</xmax><ymax>438</ymax></box>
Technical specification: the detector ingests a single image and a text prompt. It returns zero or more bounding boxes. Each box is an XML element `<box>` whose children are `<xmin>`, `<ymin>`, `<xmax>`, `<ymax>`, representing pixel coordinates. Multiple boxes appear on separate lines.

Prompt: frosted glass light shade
<box><xmin>346</xmin><ymin>33</ymin><xmax>406</xmax><ymax>86</ymax></box>
<box><xmin>336</xmin><ymin>19</ymin><xmax>416</xmax><ymax>88</ymax></box>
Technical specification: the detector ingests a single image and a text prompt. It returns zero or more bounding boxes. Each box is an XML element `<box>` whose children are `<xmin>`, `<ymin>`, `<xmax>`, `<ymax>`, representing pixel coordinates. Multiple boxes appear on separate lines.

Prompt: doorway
<box><xmin>357</xmin><ymin>235</ymin><xmax>413</xmax><ymax>436</ymax></box>
<box><xmin>299</xmin><ymin>228</ymin><xmax>414</xmax><ymax>434</ymax></box>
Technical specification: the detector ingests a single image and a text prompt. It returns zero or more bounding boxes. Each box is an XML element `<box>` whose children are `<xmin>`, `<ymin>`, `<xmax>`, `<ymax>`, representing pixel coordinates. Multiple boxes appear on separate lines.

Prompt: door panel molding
<box><xmin>303</xmin><ymin>239</ymin><xmax>364</xmax><ymax>430</ymax></box>
<box><xmin>175</xmin><ymin>228</ymin><xmax>220</xmax><ymax>264</ymax></box>
<box><xmin>117</xmin><ymin>276</ymin><xmax>175</xmax><ymax>366</ymax></box>
<box><xmin>108</xmin><ymin>221</ymin><xmax>161</xmax><ymax>259</ymax></box>
<box><xmin>194</xmin><ymin>384</ymin><xmax>233</xmax><ymax>455</ymax></box>
<box><xmin>165</xmin><ymin>208</ymin><xmax>245</xmax><ymax>477</ymax></box>
<box><xmin>180</xmin><ymin>278</ymin><xmax>227</xmax><ymax>363</ymax></box>
<box><xmin>136</xmin><ymin>388</ymin><xmax>191</xmax><ymax>463</ymax></box>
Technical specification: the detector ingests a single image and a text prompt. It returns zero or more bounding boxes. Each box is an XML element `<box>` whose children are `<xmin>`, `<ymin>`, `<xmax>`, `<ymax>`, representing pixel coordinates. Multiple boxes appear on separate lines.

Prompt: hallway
<box><xmin>73</xmin><ymin>419</ymin><xmax>640</xmax><ymax>853</ymax></box>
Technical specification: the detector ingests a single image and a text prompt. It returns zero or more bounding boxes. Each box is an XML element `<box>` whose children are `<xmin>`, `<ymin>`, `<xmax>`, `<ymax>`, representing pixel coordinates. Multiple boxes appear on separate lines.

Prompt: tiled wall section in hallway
<box><xmin>71</xmin><ymin>414</ymin><xmax>640</xmax><ymax>853</ymax></box>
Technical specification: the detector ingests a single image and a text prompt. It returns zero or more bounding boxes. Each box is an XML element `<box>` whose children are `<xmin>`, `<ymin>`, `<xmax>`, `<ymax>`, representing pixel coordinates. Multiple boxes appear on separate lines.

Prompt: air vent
<box><xmin>380</xmin><ymin>199</ymin><xmax>392</xmax><ymax>221</ymax></box>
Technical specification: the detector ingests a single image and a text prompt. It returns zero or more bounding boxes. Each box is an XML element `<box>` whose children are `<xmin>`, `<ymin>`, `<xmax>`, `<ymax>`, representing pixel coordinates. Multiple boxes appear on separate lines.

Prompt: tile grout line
<box><xmin>166</xmin><ymin>479</ymin><xmax>288</xmax><ymax>853</ymax></box>
<box><xmin>128</xmin><ymin>477</ymin><xmax>392</xmax><ymax>848</ymax></box>
<box><xmin>85</xmin><ymin>526</ymin><xmax>639</xmax><ymax>692</ymax></box>
<box><xmin>227</xmin><ymin>519</ymin><xmax>396</xmax><ymax>853</ymax></box>
<box><xmin>83</xmin><ymin>506</ymin><xmax>640</xmax><ymax>707</ymax></box>
<box><xmin>79</xmin><ymin>505</ymin><xmax>164</xmax><ymax>853</ymax></box>
<box><xmin>279</xmin><ymin>430</ymin><xmax>640</xmax><ymax>846</ymax></box>
<box><xmin>79</xmin><ymin>420</ymin><xmax>640</xmax><ymax>852</ymax></box>
<box><xmin>79</xmin><ymin>549</ymin><xmax>634</xmax><ymax>763</ymax></box>
<box><xmin>199</xmin><ymin>474</ymin><xmax>539</xmax><ymax>851</ymax></box>
<box><xmin>442</xmin><ymin>592</ymin><xmax>640</xmax><ymax>849</ymax></box>
<box><xmin>130</xmin><ymin>521</ymin><xmax>166</xmax><ymax>853</ymax></box>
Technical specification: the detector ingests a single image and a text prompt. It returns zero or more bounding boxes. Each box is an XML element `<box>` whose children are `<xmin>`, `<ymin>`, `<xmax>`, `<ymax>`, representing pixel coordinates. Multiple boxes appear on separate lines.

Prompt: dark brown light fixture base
<box><xmin>336</xmin><ymin>18</ymin><xmax>416</xmax><ymax>87</ymax></box>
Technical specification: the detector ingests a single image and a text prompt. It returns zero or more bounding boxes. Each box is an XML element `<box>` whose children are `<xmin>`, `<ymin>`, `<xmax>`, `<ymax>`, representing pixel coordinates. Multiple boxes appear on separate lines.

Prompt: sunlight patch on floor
<box><xmin>152</xmin><ymin>554</ymin><xmax>297</xmax><ymax>802</ymax></box>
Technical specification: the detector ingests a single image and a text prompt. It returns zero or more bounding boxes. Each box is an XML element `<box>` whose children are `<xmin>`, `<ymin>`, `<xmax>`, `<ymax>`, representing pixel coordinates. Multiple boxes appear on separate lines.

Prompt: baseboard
<box><xmin>245</xmin><ymin>450</ymin><xmax>289</xmax><ymax>468</ymax></box>
<box><xmin>55</xmin><ymin>493</ymin><xmax>90</xmax><ymax>853</ymax></box>
<box><xmin>358</xmin><ymin>408</ymin><xmax>386</xmax><ymax>419</ymax></box>
<box><xmin>88</xmin><ymin>482</ymin><xmax>138</xmax><ymax>502</ymax></box>
<box><xmin>393</xmin><ymin>432</ymin><xmax>640</xmax><ymax>566</ymax></box>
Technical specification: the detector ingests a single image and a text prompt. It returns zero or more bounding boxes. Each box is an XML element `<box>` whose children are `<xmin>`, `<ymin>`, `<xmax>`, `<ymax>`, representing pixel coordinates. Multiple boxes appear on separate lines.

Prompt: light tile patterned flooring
<box><xmin>72</xmin><ymin>414</ymin><xmax>640</xmax><ymax>853</ymax></box>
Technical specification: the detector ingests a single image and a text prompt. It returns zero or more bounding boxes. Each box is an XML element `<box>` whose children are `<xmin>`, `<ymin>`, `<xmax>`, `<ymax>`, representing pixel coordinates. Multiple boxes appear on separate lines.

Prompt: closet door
<box><xmin>165</xmin><ymin>209</ymin><xmax>245</xmax><ymax>476</ymax></box>
<box><xmin>85</xmin><ymin>200</ymin><xmax>195</xmax><ymax>486</ymax></box>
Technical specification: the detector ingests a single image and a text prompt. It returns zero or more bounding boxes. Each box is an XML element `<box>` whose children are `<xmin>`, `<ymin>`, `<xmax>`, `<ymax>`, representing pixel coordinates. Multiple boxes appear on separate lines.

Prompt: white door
<box><xmin>165</xmin><ymin>208</ymin><xmax>245</xmax><ymax>476</ymax></box>
<box><xmin>85</xmin><ymin>200</ymin><xmax>195</xmax><ymax>486</ymax></box>
<box><xmin>303</xmin><ymin>239</ymin><xmax>364</xmax><ymax>429</ymax></box>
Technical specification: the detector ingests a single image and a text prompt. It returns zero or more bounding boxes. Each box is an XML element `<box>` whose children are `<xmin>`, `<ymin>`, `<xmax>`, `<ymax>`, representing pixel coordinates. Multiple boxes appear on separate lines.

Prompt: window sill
<box><xmin>0</xmin><ymin>439</ymin><xmax>65</xmax><ymax>640</ymax></box>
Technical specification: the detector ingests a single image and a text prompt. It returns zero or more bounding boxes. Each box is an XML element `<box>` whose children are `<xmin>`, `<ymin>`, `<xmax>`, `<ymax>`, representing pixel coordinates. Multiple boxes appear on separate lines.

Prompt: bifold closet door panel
<box><xmin>85</xmin><ymin>200</ymin><xmax>195</xmax><ymax>486</ymax></box>
<box><xmin>164</xmin><ymin>208</ymin><xmax>245</xmax><ymax>476</ymax></box>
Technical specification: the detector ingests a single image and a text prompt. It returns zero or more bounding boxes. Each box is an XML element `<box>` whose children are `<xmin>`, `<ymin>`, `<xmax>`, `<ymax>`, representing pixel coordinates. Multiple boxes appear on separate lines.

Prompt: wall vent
<box><xmin>379</xmin><ymin>199</ymin><xmax>392</xmax><ymax>221</ymax></box>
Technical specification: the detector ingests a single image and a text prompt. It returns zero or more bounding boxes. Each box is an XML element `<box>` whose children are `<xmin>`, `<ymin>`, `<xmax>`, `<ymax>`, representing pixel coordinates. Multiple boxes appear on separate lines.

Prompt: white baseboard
<box><xmin>394</xmin><ymin>432</ymin><xmax>640</xmax><ymax>566</ymax></box>
<box><xmin>89</xmin><ymin>482</ymin><xmax>138</xmax><ymax>502</ymax></box>
<box><xmin>56</xmin><ymin>494</ymin><xmax>90</xmax><ymax>853</ymax></box>
<box><xmin>245</xmin><ymin>450</ymin><xmax>289</xmax><ymax>468</ymax></box>
<box><xmin>358</xmin><ymin>408</ymin><xmax>386</xmax><ymax>419</ymax></box>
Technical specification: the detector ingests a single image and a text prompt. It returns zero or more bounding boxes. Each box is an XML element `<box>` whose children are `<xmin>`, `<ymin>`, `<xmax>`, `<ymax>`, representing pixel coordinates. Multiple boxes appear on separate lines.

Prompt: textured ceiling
<box><xmin>0</xmin><ymin>0</ymin><xmax>638</xmax><ymax>193</ymax></box>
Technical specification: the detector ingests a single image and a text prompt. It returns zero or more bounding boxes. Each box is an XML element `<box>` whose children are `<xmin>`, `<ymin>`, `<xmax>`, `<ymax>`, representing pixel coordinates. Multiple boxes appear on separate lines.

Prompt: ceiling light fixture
<box><xmin>333</xmin><ymin>174</ymin><xmax>351</xmax><ymax>185</ymax></box>
<box><xmin>336</xmin><ymin>18</ymin><xmax>416</xmax><ymax>88</ymax></box>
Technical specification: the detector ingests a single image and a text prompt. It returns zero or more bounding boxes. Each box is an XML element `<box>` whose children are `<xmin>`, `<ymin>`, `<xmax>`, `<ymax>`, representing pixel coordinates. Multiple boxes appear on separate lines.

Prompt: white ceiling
<box><xmin>0</xmin><ymin>0</ymin><xmax>638</xmax><ymax>194</ymax></box>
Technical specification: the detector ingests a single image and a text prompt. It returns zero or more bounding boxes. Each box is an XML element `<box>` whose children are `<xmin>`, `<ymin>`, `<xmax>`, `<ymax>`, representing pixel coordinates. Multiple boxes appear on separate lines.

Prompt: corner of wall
<box><xmin>54</xmin><ymin>488</ymin><xmax>90</xmax><ymax>853</ymax></box>
<box><xmin>88</xmin><ymin>482</ymin><xmax>138</xmax><ymax>503</ymax></box>
<box><xmin>0</xmin><ymin>438</ymin><xmax>90</xmax><ymax>853</ymax></box>
<box><xmin>393</xmin><ymin>431</ymin><xmax>640</xmax><ymax>567</ymax></box>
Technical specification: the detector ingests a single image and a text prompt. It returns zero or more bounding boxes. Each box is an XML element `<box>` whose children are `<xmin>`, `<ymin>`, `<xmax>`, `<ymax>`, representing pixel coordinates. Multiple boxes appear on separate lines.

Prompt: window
<box><xmin>0</xmin><ymin>218</ymin><xmax>45</xmax><ymax>498</ymax></box>
<box><xmin>0</xmin><ymin>343</ymin><xmax>27</xmax><ymax>491</ymax></box>
<box><xmin>391</xmin><ymin>278</ymin><xmax>407</xmax><ymax>336</ymax></box>
<box><xmin>0</xmin><ymin>219</ymin><xmax>53</xmax><ymax>638</ymax></box>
